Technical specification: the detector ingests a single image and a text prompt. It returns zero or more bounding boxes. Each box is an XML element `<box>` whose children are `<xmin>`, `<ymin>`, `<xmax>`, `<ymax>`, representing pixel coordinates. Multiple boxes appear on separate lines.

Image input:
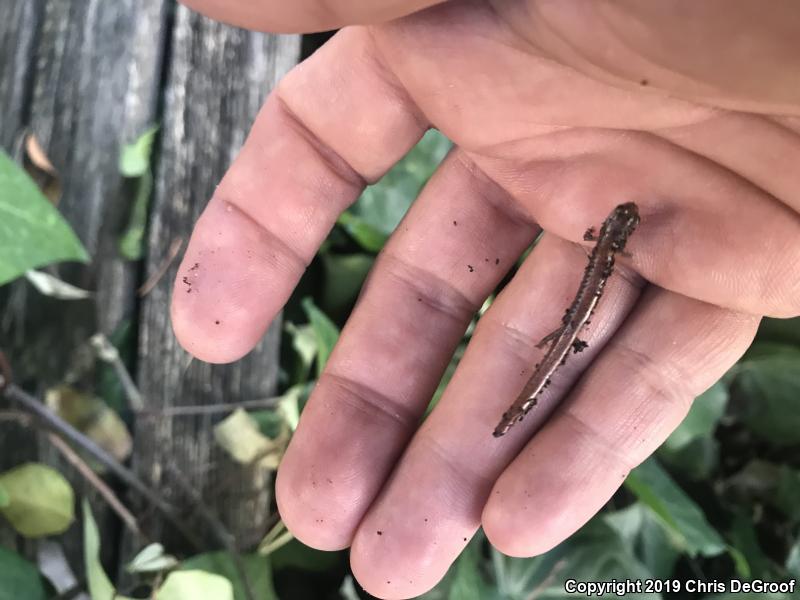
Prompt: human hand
<box><xmin>171</xmin><ymin>0</ymin><xmax>800</xmax><ymax>597</ymax></box>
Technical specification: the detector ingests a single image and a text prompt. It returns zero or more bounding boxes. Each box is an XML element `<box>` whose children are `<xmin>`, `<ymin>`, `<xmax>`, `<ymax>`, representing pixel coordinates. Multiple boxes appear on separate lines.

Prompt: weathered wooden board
<box><xmin>1</xmin><ymin>0</ymin><xmax>171</xmax><ymax>574</ymax></box>
<box><xmin>1</xmin><ymin>0</ymin><xmax>300</xmax><ymax>575</ymax></box>
<box><xmin>0</xmin><ymin>0</ymin><xmax>43</xmax><ymax>150</ymax></box>
<box><xmin>134</xmin><ymin>6</ymin><xmax>300</xmax><ymax>550</ymax></box>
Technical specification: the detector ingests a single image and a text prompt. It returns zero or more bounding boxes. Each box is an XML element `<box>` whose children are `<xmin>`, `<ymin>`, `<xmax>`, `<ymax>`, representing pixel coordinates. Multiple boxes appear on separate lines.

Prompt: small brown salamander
<box><xmin>493</xmin><ymin>202</ymin><xmax>640</xmax><ymax>437</ymax></box>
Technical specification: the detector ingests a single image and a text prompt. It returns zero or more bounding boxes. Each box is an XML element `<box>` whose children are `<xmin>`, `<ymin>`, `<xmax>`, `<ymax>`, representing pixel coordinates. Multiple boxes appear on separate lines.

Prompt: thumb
<box><xmin>178</xmin><ymin>0</ymin><xmax>445</xmax><ymax>33</ymax></box>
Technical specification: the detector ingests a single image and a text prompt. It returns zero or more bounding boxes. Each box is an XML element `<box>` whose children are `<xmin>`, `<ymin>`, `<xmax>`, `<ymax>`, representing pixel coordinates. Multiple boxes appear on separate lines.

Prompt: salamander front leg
<box><xmin>572</xmin><ymin>339</ymin><xmax>588</xmax><ymax>353</ymax></box>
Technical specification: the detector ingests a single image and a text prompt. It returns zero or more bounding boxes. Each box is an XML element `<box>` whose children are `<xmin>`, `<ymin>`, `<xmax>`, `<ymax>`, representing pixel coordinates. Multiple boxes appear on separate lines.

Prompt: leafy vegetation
<box><xmin>0</xmin><ymin>149</ymin><xmax>89</xmax><ymax>285</ymax></box>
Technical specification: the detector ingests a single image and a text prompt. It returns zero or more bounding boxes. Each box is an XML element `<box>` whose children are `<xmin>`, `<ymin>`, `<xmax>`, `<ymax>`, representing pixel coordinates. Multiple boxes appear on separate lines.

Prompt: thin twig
<box><xmin>90</xmin><ymin>334</ymin><xmax>144</xmax><ymax>411</ymax></box>
<box><xmin>3</xmin><ymin>383</ymin><xmax>201</xmax><ymax>550</ymax></box>
<box><xmin>138</xmin><ymin>237</ymin><xmax>183</xmax><ymax>297</ymax></box>
<box><xmin>137</xmin><ymin>396</ymin><xmax>281</xmax><ymax>417</ymax></box>
<box><xmin>46</xmin><ymin>432</ymin><xmax>143</xmax><ymax>537</ymax></box>
<box><xmin>165</xmin><ymin>462</ymin><xmax>257</xmax><ymax>600</ymax></box>
<box><xmin>0</xmin><ymin>410</ymin><xmax>32</xmax><ymax>424</ymax></box>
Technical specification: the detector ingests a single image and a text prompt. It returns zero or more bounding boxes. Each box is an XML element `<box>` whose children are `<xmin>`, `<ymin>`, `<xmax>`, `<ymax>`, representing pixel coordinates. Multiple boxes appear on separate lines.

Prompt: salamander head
<box><xmin>608</xmin><ymin>202</ymin><xmax>640</xmax><ymax>243</ymax></box>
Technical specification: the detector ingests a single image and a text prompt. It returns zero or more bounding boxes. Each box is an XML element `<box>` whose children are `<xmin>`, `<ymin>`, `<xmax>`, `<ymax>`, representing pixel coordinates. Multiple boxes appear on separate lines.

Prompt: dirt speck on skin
<box><xmin>467</xmin><ymin>265</ymin><xmax>474</xmax><ymax>272</ymax></box>
<box><xmin>495</xmin><ymin>258</ymin><xmax>500</xmax><ymax>265</ymax></box>
<box><xmin>215</xmin><ymin>320</ymin><xmax>220</xmax><ymax>325</ymax></box>
<box><xmin>189</xmin><ymin>262</ymin><xmax>199</xmax><ymax>271</ymax></box>
<box><xmin>463</xmin><ymin>537</ymin><xmax>467</xmax><ymax>541</ymax></box>
<box><xmin>377</xmin><ymin>531</ymin><xmax>383</xmax><ymax>536</ymax></box>
<box><xmin>453</xmin><ymin>220</ymin><xmax>457</xmax><ymax>226</ymax></box>
<box><xmin>640</xmin><ymin>78</ymin><xmax>649</xmax><ymax>86</ymax></box>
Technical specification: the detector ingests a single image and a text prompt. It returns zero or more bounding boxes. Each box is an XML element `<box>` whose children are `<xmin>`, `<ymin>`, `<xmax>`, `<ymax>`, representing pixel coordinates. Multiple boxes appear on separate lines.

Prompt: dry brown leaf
<box><xmin>25</xmin><ymin>134</ymin><xmax>57</xmax><ymax>175</ymax></box>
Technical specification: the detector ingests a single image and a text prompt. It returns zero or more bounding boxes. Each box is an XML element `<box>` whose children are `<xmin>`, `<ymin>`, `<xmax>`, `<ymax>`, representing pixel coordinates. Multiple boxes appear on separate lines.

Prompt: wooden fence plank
<box><xmin>1</xmin><ymin>0</ymin><xmax>170</xmax><ymax>572</ymax></box>
<box><xmin>134</xmin><ymin>6</ymin><xmax>300</xmax><ymax>550</ymax></box>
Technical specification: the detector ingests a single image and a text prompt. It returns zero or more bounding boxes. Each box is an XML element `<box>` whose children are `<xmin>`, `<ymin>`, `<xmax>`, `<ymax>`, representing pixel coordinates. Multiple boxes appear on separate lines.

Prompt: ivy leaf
<box><xmin>0</xmin><ymin>463</ymin><xmax>75</xmax><ymax>537</ymax></box>
<box><xmin>181</xmin><ymin>552</ymin><xmax>277</xmax><ymax>600</ymax></box>
<box><xmin>625</xmin><ymin>458</ymin><xmax>725</xmax><ymax>558</ymax></box>
<box><xmin>336</xmin><ymin>212</ymin><xmax>388</xmax><ymax>253</ymax></box>
<box><xmin>734</xmin><ymin>347</ymin><xmax>800</xmax><ymax>445</ymax></box>
<box><xmin>0</xmin><ymin>546</ymin><xmax>47</xmax><ymax>600</ymax></box>
<box><xmin>352</xmin><ymin>130</ymin><xmax>451</xmax><ymax>236</ymax></box>
<box><xmin>157</xmin><ymin>571</ymin><xmax>233</xmax><ymax>600</ymax></box>
<box><xmin>0</xmin><ymin>149</ymin><xmax>89</xmax><ymax>286</ymax></box>
<box><xmin>83</xmin><ymin>499</ymin><xmax>135</xmax><ymax>600</ymax></box>
<box><xmin>0</xmin><ymin>482</ymin><xmax>8</xmax><ymax>508</ymax></box>
<box><xmin>301</xmin><ymin>297</ymin><xmax>340</xmax><ymax>378</ymax></box>
<box><xmin>126</xmin><ymin>543</ymin><xmax>179</xmax><ymax>574</ymax></box>
<box><xmin>661</xmin><ymin>381</ymin><xmax>728</xmax><ymax>451</ymax></box>
<box><xmin>118</xmin><ymin>125</ymin><xmax>159</xmax><ymax>177</ymax></box>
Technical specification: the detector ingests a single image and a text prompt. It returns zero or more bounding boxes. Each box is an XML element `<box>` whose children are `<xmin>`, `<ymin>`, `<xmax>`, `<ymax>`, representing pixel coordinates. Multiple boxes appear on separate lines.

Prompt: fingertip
<box><xmin>274</xmin><ymin>442</ymin><xmax>357</xmax><ymax>552</ymax></box>
<box><xmin>482</xmin><ymin>490</ymin><xmax>558</xmax><ymax>558</ymax></box>
<box><xmin>170</xmin><ymin>197</ymin><xmax>305</xmax><ymax>364</ymax></box>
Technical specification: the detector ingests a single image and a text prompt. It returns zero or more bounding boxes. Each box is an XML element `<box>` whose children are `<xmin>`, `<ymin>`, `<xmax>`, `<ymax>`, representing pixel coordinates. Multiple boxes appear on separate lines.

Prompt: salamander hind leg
<box><xmin>536</xmin><ymin>327</ymin><xmax>565</xmax><ymax>349</ymax></box>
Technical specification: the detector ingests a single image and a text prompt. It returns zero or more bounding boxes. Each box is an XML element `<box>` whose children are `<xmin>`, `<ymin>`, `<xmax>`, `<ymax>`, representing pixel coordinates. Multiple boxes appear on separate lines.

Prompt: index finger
<box><xmin>170</xmin><ymin>28</ymin><xmax>426</xmax><ymax>363</ymax></box>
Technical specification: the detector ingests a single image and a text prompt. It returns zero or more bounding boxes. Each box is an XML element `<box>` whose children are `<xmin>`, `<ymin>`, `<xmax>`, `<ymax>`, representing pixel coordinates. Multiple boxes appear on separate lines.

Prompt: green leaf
<box><xmin>426</xmin><ymin>342</ymin><xmax>466</xmax><ymax>415</ymax></box>
<box><xmin>0</xmin><ymin>482</ymin><xmax>8</xmax><ymax>508</ymax></box>
<box><xmin>0</xmin><ymin>149</ymin><xmax>89</xmax><ymax>285</ymax></box>
<box><xmin>126</xmin><ymin>543</ymin><xmax>179</xmax><ymax>574</ymax></box>
<box><xmin>787</xmin><ymin>539</ymin><xmax>800</xmax><ymax>578</ymax></box>
<box><xmin>0</xmin><ymin>463</ymin><xmax>75</xmax><ymax>537</ymax></box>
<box><xmin>448</xmin><ymin>538</ymin><xmax>488</xmax><ymax>600</ymax></box>
<box><xmin>157</xmin><ymin>570</ymin><xmax>233</xmax><ymax>600</ymax></box>
<box><xmin>320</xmin><ymin>252</ymin><xmax>373</xmax><ymax>316</ymax></box>
<box><xmin>336</xmin><ymin>211</ymin><xmax>388</xmax><ymax>252</ymax></box>
<box><xmin>270</xmin><ymin>539</ymin><xmax>342</xmax><ymax>574</ymax></box>
<box><xmin>661</xmin><ymin>381</ymin><xmax>728</xmax><ymax>451</ymax></box>
<box><xmin>118</xmin><ymin>171</ymin><xmax>153</xmax><ymax>260</ymax></box>
<box><xmin>351</xmin><ymin>130</ymin><xmax>451</xmax><ymax>236</ymax></box>
<box><xmin>0</xmin><ymin>546</ymin><xmax>47</xmax><ymax>600</ymax></box>
<box><xmin>181</xmin><ymin>552</ymin><xmax>277</xmax><ymax>600</ymax></box>
<box><xmin>285</xmin><ymin>322</ymin><xmax>318</xmax><ymax>384</ymax></box>
<box><xmin>659</xmin><ymin>436</ymin><xmax>719</xmax><ymax>481</ymax></box>
<box><xmin>604</xmin><ymin>503</ymin><xmax>681</xmax><ymax>580</ymax></box>
<box><xmin>301</xmin><ymin>297</ymin><xmax>340</xmax><ymax>377</ymax></box>
<box><xmin>84</xmin><ymin>499</ymin><xmax>134</xmax><ymax>600</ymax></box>
<box><xmin>487</xmin><ymin>519</ymin><xmax>657</xmax><ymax>600</ymax></box>
<box><xmin>726</xmin><ymin>513</ymin><xmax>782</xmax><ymax>580</ymax></box>
<box><xmin>755</xmin><ymin>316</ymin><xmax>800</xmax><ymax>347</ymax></box>
<box><xmin>734</xmin><ymin>348</ymin><xmax>800</xmax><ymax>445</ymax></box>
<box><xmin>118</xmin><ymin>125</ymin><xmax>159</xmax><ymax>177</ymax></box>
<box><xmin>775</xmin><ymin>465</ymin><xmax>800</xmax><ymax>522</ymax></box>
<box><xmin>625</xmin><ymin>458</ymin><xmax>725</xmax><ymax>557</ymax></box>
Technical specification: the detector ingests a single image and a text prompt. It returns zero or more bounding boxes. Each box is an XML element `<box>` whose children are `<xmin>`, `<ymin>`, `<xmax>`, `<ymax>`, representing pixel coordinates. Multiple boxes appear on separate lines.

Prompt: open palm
<box><xmin>171</xmin><ymin>0</ymin><xmax>800</xmax><ymax>597</ymax></box>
